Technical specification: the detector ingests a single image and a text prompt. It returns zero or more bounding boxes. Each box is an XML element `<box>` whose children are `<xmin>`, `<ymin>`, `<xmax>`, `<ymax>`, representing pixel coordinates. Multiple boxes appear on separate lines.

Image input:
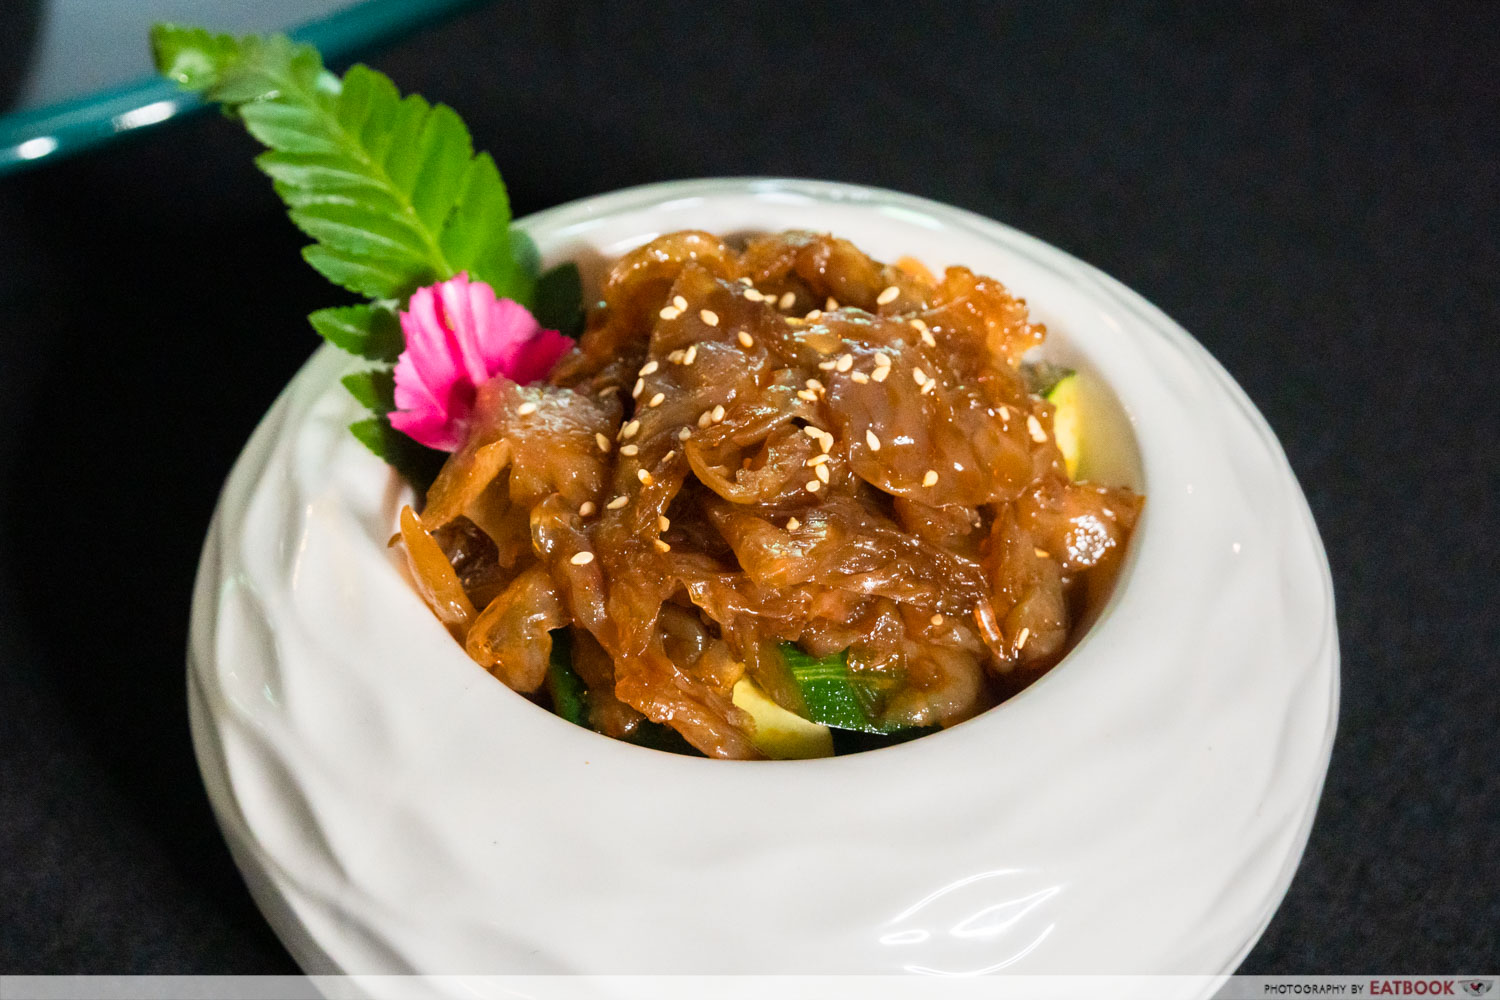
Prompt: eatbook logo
<box><xmin>1460</xmin><ymin>982</ymin><xmax>1492</xmax><ymax>997</ymax></box>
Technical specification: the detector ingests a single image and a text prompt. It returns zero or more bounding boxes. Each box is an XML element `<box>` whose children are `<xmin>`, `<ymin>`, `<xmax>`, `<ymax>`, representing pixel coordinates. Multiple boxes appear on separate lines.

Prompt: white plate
<box><xmin>188</xmin><ymin>178</ymin><xmax>1338</xmax><ymax>998</ymax></box>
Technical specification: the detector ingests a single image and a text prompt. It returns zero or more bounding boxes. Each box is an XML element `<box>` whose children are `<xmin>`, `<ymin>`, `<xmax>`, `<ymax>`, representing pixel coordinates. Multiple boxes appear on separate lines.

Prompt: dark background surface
<box><xmin>2</xmin><ymin>0</ymin><xmax>1496</xmax><ymax>976</ymax></box>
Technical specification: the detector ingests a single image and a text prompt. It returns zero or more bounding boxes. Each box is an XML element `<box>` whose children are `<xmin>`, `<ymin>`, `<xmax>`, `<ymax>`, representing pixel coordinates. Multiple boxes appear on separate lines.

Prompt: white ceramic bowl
<box><xmin>188</xmin><ymin>178</ymin><xmax>1338</xmax><ymax>998</ymax></box>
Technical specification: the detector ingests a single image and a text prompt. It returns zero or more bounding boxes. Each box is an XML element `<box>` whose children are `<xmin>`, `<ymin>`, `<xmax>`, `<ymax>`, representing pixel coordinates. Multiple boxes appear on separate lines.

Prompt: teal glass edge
<box><xmin>0</xmin><ymin>0</ymin><xmax>488</xmax><ymax>175</ymax></box>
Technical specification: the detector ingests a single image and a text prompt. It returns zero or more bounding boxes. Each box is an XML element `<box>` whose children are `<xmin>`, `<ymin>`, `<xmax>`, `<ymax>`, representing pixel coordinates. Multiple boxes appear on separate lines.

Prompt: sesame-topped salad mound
<box><xmin>151</xmin><ymin>25</ymin><xmax>1141</xmax><ymax>759</ymax></box>
<box><xmin>401</xmin><ymin>231</ymin><xmax>1143</xmax><ymax>759</ymax></box>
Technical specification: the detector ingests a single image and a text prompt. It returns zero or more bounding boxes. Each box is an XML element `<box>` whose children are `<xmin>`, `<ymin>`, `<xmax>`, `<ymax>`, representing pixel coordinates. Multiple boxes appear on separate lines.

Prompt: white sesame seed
<box><xmin>648</xmin><ymin>392</ymin><xmax>665</xmax><ymax>408</ymax></box>
<box><xmin>595</xmin><ymin>433</ymin><xmax>611</xmax><ymax>453</ymax></box>
<box><xmin>711</xmin><ymin>404</ymin><xmax>725</xmax><ymax>423</ymax></box>
<box><xmin>912</xmin><ymin>367</ymin><xmax>928</xmax><ymax>385</ymax></box>
<box><xmin>632</xmin><ymin>378</ymin><xmax>645</xmax><ymax>399</ymax></box>
<box><xmin>803</xmin><ymin>426</ymin><xmax>823</xmax><ymax>439</ymax></box>
<box><xmin>661</xmin><ymin>450</ymin><xmax>675</xmax><ymax>464</ymax></box>
<box><xmin>873</xmin><ymin>352</ymin><xmax>892</xmax><ymax>368</ymax></box>
<box><xmin>639</xmin><ymin>360</ymin><xmax>659</xmax><ymax>376</ymax></box>
<box><xmin>997</xmin><ymin>404</ymin><xmax>1012</xmax><ymax>420</ymax></box>
<box><xmin>570</xmin><ymin>551</ymin><xmax>595</xmax><ymax>566</ymax></box>
<box><xmin>876</xmin><ymin>285</ymin><xmax>900</xmax><ymax>306</ymax></box>
<box><xmin>778</xmin><ymin>291</ymin><xmax>796</xmax><ymax>310</ymax></box>
<box><xmin>1034</xmin><ymin>547</ymin><xmax>1051</xmax><ymax>559</ymax></box>
<box><xmin>621</xmin><ymin>420</ymin><xmax>640</xmax><ymax>439</ymax></box>
<box><xmin>1103</xmin><ymin>507</ymin><xmax>1116</xmax><ymax>518</ymax></box>
<box><xmin>619</xmin><ymin>444</ymin><xmax>639</xmax><ymax>456</ymax></box>
<box><xmin>738</xmin><ymin>331</ymin><xmax>754</xmax><ymax>348</ymax></box>
<box><xmin>653</xmin><ymin>538</ymin><xmax>671</xmax><ymax>553</ymax></box>
<box><xmin>1027</xmin><ymin>415</ymin><xmax>1047</xmax><ymax>443</ymax></box>
<box><xmin>700</xmin><ymin>309</ymin><xmax>719</xmax><ymax>327</ymax></box>
<box><xmin>806</xmin><ymin>454</ymin><xmax>830</xmax><ymax>466</ymax></box>
<box><xmin>866</xmin><ymin>429</ymin><xmax>881</xmax><ymax>451</ymax></box>
<box><xmin>786</xmin><ymin>517</ymin><xmax>801</xmax><ymax>531</ymax></box>
<box><xmin>806</xmin><ymin>479</ymin><xmax>821</xmax><ymax>492</ymax></box>
<box><xmin>638</xmin><ymin>469</ymin><xmax>654</xmax><ymax>485</ymax></box>
<box><xmin>825</xmin><ymin>297</ymin><xmax>839</xmax><ymax>310</ymax></box>
<box><xmin>815</xmin><ymin>464</ymin><xmax>830</xmax><ymax>484</ymax></box>
<box><xmin>920</xmin><ymin>380</ymin><xmax>936</xmax><ymax>395</ymax></box>
<box><xmin>851</xmin><ymin>371</ymin><xmax>870</xmax><ymax>384</ymax></box>
<box><xmin>909</xmin><ymin>318</ymin><xmax>929</xmax><ymax>334</ymax></box>
<box><xmin>698</xmin><ymin>410</ymin><xmax>713</xmax><ymax>428</ymax></box>
<box><xmin>920</xmin><ymin>329</ymin><xmax>936</xmax><ymax>347</ymax></box>
<box><xmin>804</xmin><ymin>310</ymin><xmax>822</xmax><ymax>321</ymax></box>
<box><xmin>806</xmin><ymin>378</ymin><xmax>824</xmax><ymax>391</ymax></box>
<box><xmin>673</xmin><ymin>295</ymin><xmax>688</xmax><ymax>311</ymax></box>
<box><xmin>682</xmin><ymin>344</ymin><xmax>698</xmax><ymax>365</ymax></box>
<box><xmin>658</xmin><ymin>515</ymin><xmax>671</xmax><ymax>532</ymax></box>
<box><xmin>744</xmin><ymin>288</ymin><xmax>764</xmax><ymax>302</ymax></box>
<box><xmin>606</xmin><ymin>495</ymin><xmax>628</xmax><ymax>510</ymax></box>
<box><xmin>797</xmin><ymin>390</ymin><xmax>818</xmax><ymax>402</ymax></box>
<box><xmin>678</xmin><ymin>427</ymin><xmax>691</xmax><ymax>441</ymax></box>
<box><xmin>818</xmin><ymin>359</ymin><xmax>838</xmax><ymax>371</ymax></box>
<box><xmin>739</xmin><ymin>276</ymin><xmax>753</xmax><ymax>286</ymax></box>
<box><xmin>659</xmin><ymin>306</ymin><xmax>681</xmax><ymax>320</ymax></box>
<box><xmin>598</xmin><ymin>385</ymin><xmax>620</xmax><ymax>399</ymax></box>
<box><xmin>819</xmin><ymin>434</ymin><xmax>833</xmax><ymax>454</ymax></box>
<box><xmin>931</xmin><ymin>613</ymin><xmax>944</xmax><ymax>627</ymax></box>
<box><xmin>579</xmin><ymin>501</ymin><xmax>596</xmax><ymax>517</ymax></box>
<box><xmin>871</xmin><ymin>365</ymin><xmax>890</xmax><ymax>382</ymax></box>
<box><xmin>922</xmin><ymin>469</ymin><xmax>939</xmax><ymax>487</ymax></box>
<box><xmin>1016</xmin><ymin>626</ymin><xmax>1031</xmax><ymax>651</ymax></box>
<box><xmin>836</xmin><ymin>354</ymin><xmax>854</xmax><ymax>373</ymax></box>
<box><xmin>517</xmin><ymin>401</ymin><xmax>537</xmax><ymax>416</ymax></box>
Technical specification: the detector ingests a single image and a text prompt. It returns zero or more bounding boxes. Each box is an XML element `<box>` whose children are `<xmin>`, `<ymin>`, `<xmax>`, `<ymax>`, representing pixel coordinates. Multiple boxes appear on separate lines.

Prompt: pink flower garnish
<box><xmin>389</xmin><ymin>273</ymin><xmax>571</xmax><ymax>451</ymax></box>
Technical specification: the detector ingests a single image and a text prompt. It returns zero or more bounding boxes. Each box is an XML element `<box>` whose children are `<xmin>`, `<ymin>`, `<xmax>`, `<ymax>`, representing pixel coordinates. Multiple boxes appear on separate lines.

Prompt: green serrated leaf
<box><xmin>532</xmin><ymin>261</ymin><xmax>584</xmax><ymax>339</ymax></box>
<box><xmin>289</xmin><ymin>202</ymin><xmax>434</xmax><ymax>262</ymax></box>
<box><xmin>308</xmin><ymin>304</ymin><xmax>404</xmax><ymax>362</ymax></box>
<box><xmin>154</xmin><ymin>28</ymin><xmax>527</xmax><ymax>305</ymax></box>
<box><xmin>438</xmin><ymin>152</ymin><xmax>518</xmax><ymax>296</ymax></box>
<box><xmin>154</xmin><ymin>25</ymin><xmax>552</xmax><ymax>485</ymax></box>
<box><xmin>348</xmin><ymin>415</ymin><xmax>447</xmax><ymax>492</ymax></box>
<box><xmin>303</xmin><ymin>244</ymin><xmax>434</xmax><ymax>300</ymax></box>
<box><xmin>150</xmin><ymin>24</ymin><xmax>241</xmax><ymax>91</ymax></box>
<box><xmin>340</xmin><ymin>368</ymin><xmax>396</xmax><ymax>412</ymax></box>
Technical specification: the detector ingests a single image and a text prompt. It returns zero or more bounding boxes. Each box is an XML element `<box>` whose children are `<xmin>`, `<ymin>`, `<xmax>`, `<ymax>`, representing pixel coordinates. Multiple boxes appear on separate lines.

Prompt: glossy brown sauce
<box><xmin>401</xmin><ymin>231</ymin><xmax>1142</xmax><ymax>758</ymax></box>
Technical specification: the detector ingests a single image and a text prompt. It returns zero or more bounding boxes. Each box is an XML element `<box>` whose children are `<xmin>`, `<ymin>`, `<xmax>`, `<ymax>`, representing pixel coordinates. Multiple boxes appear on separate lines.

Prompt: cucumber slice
<box><xmin>1045</xmin><ymin>372</ymin><xmax>1082</xmax><ymax>478</ymax></box>
<box><xmin>732</xmin><ymin>677</ymin><xmax>834</xmax><ymax>759</ymax></box>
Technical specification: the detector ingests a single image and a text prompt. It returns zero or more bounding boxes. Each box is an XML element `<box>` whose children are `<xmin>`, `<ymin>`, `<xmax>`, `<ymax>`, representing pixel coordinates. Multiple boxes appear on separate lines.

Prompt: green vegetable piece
<box><xmin>544</xmin><ymin>630</ymin><xmax>589</xmax><ymax>727</ymax></box>
<box><xmin>780</xmin><ymin>644</ymin><xmax>909</xmax><ymax>734</ymax></box>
